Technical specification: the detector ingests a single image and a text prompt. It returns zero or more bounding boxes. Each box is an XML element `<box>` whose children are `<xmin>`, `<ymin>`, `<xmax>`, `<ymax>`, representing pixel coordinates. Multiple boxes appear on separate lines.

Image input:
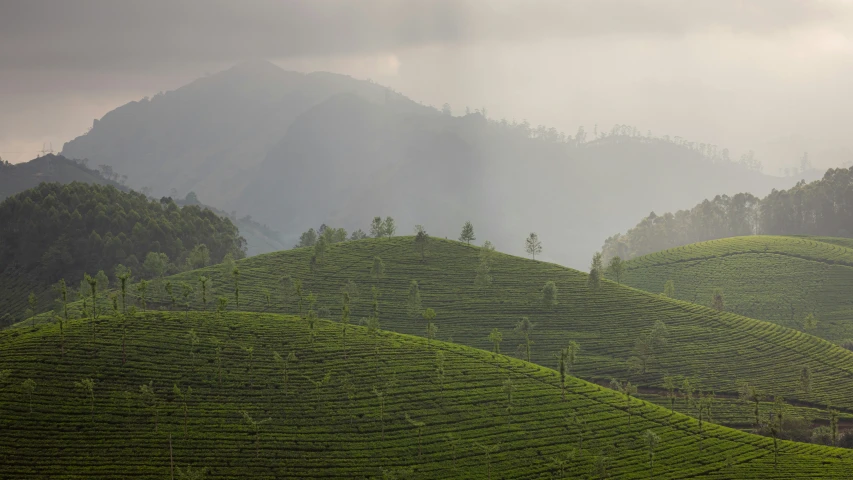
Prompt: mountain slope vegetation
<box><xmin>0</xmin><ymin>154</ymin><xmax>121</xmax><ymax>200</ymax></box>
<box><xmin>613</xmin><ymin>235</ymin><xmax>853</xmax><ymax>342</ymax></box>
<box><xmin>62</xmin><ymin>61</ymin><xmax>806</xmax><ymax>267</ymax></box>
<box><xmin>602</xmin><ymin>167</ymin><xmax>853</xmax><ymax>262</ymax></box>
<box><xmin>1</xmin><ymin>310</ymin><xmax>850</xmax><ymax>478</ymax></box>
<box><xmin>0</xmin><ymin>182</ymin><xmax>246</xmax><ymax>324</ymax></box>
<box><xmin>109</xmin><ymin>236</ymin><xmax>853</xmax><ymax>425</ymax></box>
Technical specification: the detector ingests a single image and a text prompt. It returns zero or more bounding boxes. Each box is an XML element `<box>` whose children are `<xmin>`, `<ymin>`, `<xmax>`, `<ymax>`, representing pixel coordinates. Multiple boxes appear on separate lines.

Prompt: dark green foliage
<box><xmin>0</xmin><ymin>182</ymin><xmax>245</xmax><ymax>322</ymax></box>
<box><xmin>603</xmin><ymin>167</ymin><xmax>853</xmax><ymax>261</ymax></box>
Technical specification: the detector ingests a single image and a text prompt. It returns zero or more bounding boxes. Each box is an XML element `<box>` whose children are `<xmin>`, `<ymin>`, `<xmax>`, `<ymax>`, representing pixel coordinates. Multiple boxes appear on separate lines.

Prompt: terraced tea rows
<box><xmin>616</xmin><ymin>236</ymin><xmax>853</xmax><ymax>341</ymax></box>
<box><xmin>1</xmin><ymin>311</ymin><xmax>852</xmax><ymax>478</ymax></box>
<box><xmin>59</xmin><ymin>236</ymin><xmax>853</xmax><ymax>423</ymax></box>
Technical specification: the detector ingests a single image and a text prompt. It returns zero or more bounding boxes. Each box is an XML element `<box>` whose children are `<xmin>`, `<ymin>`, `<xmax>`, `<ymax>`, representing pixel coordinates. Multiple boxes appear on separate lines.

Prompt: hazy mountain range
<box><xmin>61</xmin><ymin>60</ymin><xmax>817</xmax><ymax>268</ymax></box>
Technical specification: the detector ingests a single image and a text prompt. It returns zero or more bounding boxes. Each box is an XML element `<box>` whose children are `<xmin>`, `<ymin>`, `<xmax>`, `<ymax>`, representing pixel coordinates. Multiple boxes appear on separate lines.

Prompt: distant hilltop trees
<box><xmin>0</xmin><ymin>182</ymin><xmax>246</xmax><ymax>322</ymax></box>
<box><xmin>602</xmin><ymin>167</ymin><xmax>853</xmax><ymax>262</ymax></box>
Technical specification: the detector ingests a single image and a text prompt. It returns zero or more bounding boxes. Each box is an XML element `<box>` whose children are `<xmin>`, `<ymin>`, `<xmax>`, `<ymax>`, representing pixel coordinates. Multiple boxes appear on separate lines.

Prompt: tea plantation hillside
<box><xmin>614</xmin><ymin>236</ymin><xmax>853</xmax><ymax>342</ymax></box>
<box><xmin>110</xmin><ymin>237</ymin><xmax>853</xmax><ymax>421</ymax></box>
<box><xmin>2</xmin><ymin>311</ymin><xmax>853</xmax><ymax>478</ymax></box>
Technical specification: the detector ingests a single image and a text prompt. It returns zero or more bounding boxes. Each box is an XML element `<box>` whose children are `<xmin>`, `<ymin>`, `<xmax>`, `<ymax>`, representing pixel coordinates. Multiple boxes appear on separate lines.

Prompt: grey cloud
<box><xmin>0</xmin><ymin>0</ymin><xmax>844</xmax><ymax>73</ymax></box>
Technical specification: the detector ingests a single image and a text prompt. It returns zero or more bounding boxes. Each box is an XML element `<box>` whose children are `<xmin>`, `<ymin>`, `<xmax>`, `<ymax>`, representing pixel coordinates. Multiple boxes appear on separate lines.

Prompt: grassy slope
<box><xmin>615</xmin><ymin>235</ymin><xmax>853</xmax><ymax>342</ymax></box>
<box><xmin>1</xmin><ymin>311</ymin><xmax>852</xmax><ymax>479</ymax></box>
<box><xmin>111</xmin><ymin>236</ymin><xmax>853</xmax><ymax>423</ymax></box>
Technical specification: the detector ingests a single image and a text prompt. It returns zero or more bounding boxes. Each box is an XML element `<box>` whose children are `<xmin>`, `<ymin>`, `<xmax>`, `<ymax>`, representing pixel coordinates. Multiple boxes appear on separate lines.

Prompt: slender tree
<box><xmin>137</xmin><ymin>279</ymin><xmax>149</xmax><ymax>311</ymax></box>
<box><xmin>165</xmin><ymin>280</ymin><xmax>177</xmax><ymax>310</ymax></box>
<box><xmin>588</xmin><ymin>253</ymin><xmax>603</xmax><ymax>291</ymax></box>
<box><xmin>800</xmin><ymin>366</ymin><xmax>812</xmax><ymax>394</ymax></box>
<box><xmin>293</xmin><ymin>279</ymin><xmax>304</xmax><ymax>317</ymax></box>
<box><xmin>406</xmin><ymin>281</ymin><xmax>422</xmax><ymax>320</ymax></box>
<box><xmin>382</xmin><ymin>216</ymin><xmax>396</xmax><ymax>237</ymax></box>
<box><xmin>607</xmin><ymin>256</ymin><xmax>625</xmax><ymax>284</ymax></box>
<box><xmin>474</xmin><ymin>442</ymin><xmax>500</xmax><ymax>480</ymax></box>
<box><xmin>566</xmin><ymin>340</ymin><xmax>580</xmax><ymax>375</ymax></box>
<box><xmin>57</xmin><ymin>279</ymin><xmax>68</xmax><ymax>355</ymax></box>
<box><xmin>503</xmin><ymin>377</ymin><xmax>516</xmax><ymax>425</ymax></box>
<box><xmin>488</xmin><ymin>328</ymin><xmax>503</xmax><ymax>354</ymax></box>
<box><xmin>198</xmin><ymin>276</ymin><xmax>210</xmax><ymax>310</ymax></box>
<box><xmin>642</xmin><ymin>430</ymin><xmax>660</xmax><ymax>471</ymax></box>
<box><xmin>118</xmin><ymin>271</ymin><xmax>131</xmax><ymax>313</ymax></box>
<box><xmin>173</xmin><ymin>383</ymin><xmax>192</xmax><ymax>438</ymax></box>
<box><xmin>216</xmin><ymin>297</ymin><xmax>228</xmax><ymax>319</ymax></box>
<box><xmin>515</xmin><ymin>317</ymin><xmax>534</xmax><ymax>362</ymax></box>
<box><xmin>370</xmin><ymin>217</ymin><xmax>384</xmax><ymax>238</ymax></box>
<box><xmin>85</xmin><ymin>273</ymin><xmax>98</xmax><ymax>320</ymax></box>
<box><xmin>663</xmin><ymin>375</ymin><xmax>678</xmax><ymax>414</ymax></box>
<box><xmin>414</xmin><ymin>226</ymin><xmax>429</xmax><ymax>262</ymax></box>
<box><xmin>341</xmin><ymin>291</ymin><xmax>351</xmax><ymax>348</ymax></box>
<box><xmin>459</xmin><ymin>221</ymin><xmax>476</xmax><ymax>244</ymax></box>
<box><xmin>187</xmin><ymin>329</ymin><xmax>200</xmax><ymax>367</ymax></box>
<box><xmin>711</xmin><ymin>288</ymin><xmax>724</xmax><ymax>312</ymax></box>
<box><xmin>370</xmin><ymin>256</ymin><xmax>385</xmax><ymax>280</ymax></box>
<box><xmin>424</xmin><ymin>308</ymin><xmax>437</xmax><ymax>347</ymax></box>
<box><xmin>525</xmin><ymin>233</ymin><xmax>542</xmax><ymax>259</ymax></box>
<box><xmin>240</xmin><ymin>410</ymin><xmax>271</xmax><ymax>458</ymax></box>
<box><xmin>404</xmin><ymin>413</ymin><xmax>426</xmax><ymax>457</ymax></box>
<box><xmin>232</xmin><ymin>267</ymin><xmax>240</xmax><ymax>309</ymax></box>
<box><xmin>210</xmin><ymin>337</ymin><xmax>224</xmax><ymax>386</ymax></box>
<box><xmin>139</xmin><ymin>381</ymin><xmax>159</xmax><ymax>431</ymax></box>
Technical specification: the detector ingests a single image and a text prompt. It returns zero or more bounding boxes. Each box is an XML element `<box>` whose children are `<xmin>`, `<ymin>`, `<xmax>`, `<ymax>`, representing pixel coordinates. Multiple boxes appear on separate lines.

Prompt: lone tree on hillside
<box><xmin>216</xmin><ymin>297</ymin><xmax>228</xmax><ymax>319</ymax></box>
<box><xmin>542</xmin><ymin>281</ymin><xmax>558</xmax><ymax>309</ymax></box>
<box><xmin>662</xmin><ymin>280</ymin><xmax>675</xmax><ymax>298</ymax></box>
<box><xmin>232</xmin><ymin>267</ymin><xmax>240</xmax><ymax>308</ymax></box>
<box><xmin>198</xmin><ymin>276</ymin><xmax>209</xmax><ymax>310</ymax></box>
<box><xmin>340</xmin><ymin>291</ymin><xmax>351</xmax><ymax>348</ymax></box>
<box><xmin>370</xmin><ymin>217</ymin><xmax>384</xmax><ymax>238</ymax></box>
<box><xmin>240</xmin><ymin>410</ymin><xmax>271</xmax><ymax>458</ymax></box>
<box><xmin>404</xmin><ymin>413</ymin><xmax>427</xmax><ymax>457</ymax></box>
<box><xmin>588</xmin><ymin>253</ymin><xmax>603</xmax><ymax>291</ymax></box>
<box><xmin>525</xmin><ymin>233</ymin><xmax>542</xmax><ymax>260</ymax></box>
<box><xmin>139</xmin><ymin>381</ymin><xmax>160</xmax><ymax>431</ymax></box>
<box><xmin>137</xmin><ymin>279</ymin><xmax>150</xmax><ymax>311</ymax></box>
<box><xmin>382</xmin><ymin>217</ymin><xmax>396</xmax><ymax>237</ymax></box>
<box><xmin>642</xmin><ymin>430</ymin><xmax>660</xmax><ymax>471</ymax></box>
<box><xmin>515</xmin><ymin>317</ymin><xmax>534</xmax><ymax>362</ymax></box>
<box><xmin>607</xmin><ymin>256</ymin><xmax>625</xmax><ymax>284</ymax></box>
<box><xmin>711</xmin><ymin>288</ymin><xmax>724</xmax><ymax>312</ymax></box>
<box><xmin>118</xmin><ymin>271</ymin><xmax>131</xmax><ymax>313</ymax></box>
<box><xmin>414</xmin><ymin>225</ymin><xmax>429</xmax><ymax>262</ymax></box>
<box><xmin>459</xmin><ymin>221</ymin><xmax>476</xmax><ymax>244</ymax></box>
<box><xmin>503</xmin><ymin>377</ymin><xmax>516</xmax><ymax>425</ymax></box>
<box><xmin>489</xmin><ymin>328</ymin><xmax>503</xmax><ymax>354</ymax></box>
<box><xmin>424</xmin><ymin>308</ymin><xmax>438</xmax><ymax>347</ymax></box>
<box><xmin>610</xmin><ymin>379</ymin><xmax>638</xmax><ymax>426</ymax></box>
<box><xmin>739</xmin><ymin>382</ymin><xmax>763</xmax><ymax>428</ymax></box>
<box><xmin>628</xmin><ymin>320</ymin><xmax>668</xmax><ymax>374</ymax></box>
<box><xmin>173</xmin><ymin>383</ymin><xmax>193</xmax><ymax>438</ymax></box>
<box><xmin>370</xmin><ymin>256</ymin><xmax>385</xmax><ymax>280</ymax></box>
<box><xmin>406</xmin><ymin>281</ymin><xmax>423</xmax><ymax>320</ymax></box>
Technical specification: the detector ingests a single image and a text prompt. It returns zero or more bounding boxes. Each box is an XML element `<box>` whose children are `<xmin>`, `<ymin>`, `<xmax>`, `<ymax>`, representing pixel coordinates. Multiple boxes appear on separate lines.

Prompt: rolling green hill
<box><xmin>1</xmin><ymin>310</ymin><xmax>851</xmax><ymax>478</ymax></box>
<box><xmin>73</xmin><ymin>236</ymin><xmax>853</xmax><ymax>425</ymax></box>
<box><xmin>613</xmin><ymin>235</ymin><xmax>853</xmax><ymax>342</ymax></box>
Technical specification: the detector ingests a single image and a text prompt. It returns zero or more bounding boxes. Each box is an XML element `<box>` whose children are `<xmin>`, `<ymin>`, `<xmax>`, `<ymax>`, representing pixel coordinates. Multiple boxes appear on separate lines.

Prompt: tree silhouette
<box><xmin>663</xmin><ymin>375</ymin><xmax>678</xmax><ymax>414</ymax></box>
<box><xmin>515</xmin><ymin>317</ymin><xmax>534</xmax><ymax>362</ymax></box>
<box><xmin>406</xmin><ymin>281</ymin><xmax>422</xmax><ymax>320</ymax></box>
<box><xmin>525</xmin><ymin>233</ymin><xmax>542</xmax><ymax>259</ymax></box>
<box><xmin>187</xmin><ymin>329</ymin><xmax>200</xmax><ymax>367</ymax></box>
<box><xmin>382</xmin><ymin>217</ymin><xmax>396</xmax><ymax>237</ymax></box>
<box><xmin>173</xmin><ymin>383</ymin><xmax>192</xmax><ymax>438</ymax></box>
<box><xmin>800</xmin><ymin>366</ymin><xmax>812</xmax><ymax>394</ymax></box>
<box><xmin>610</xmin><ymin>379</ymin><xmax>638</xmax><ymax>426</ymax></box>
<box><xmin>542</xmin><ymin>281</ymin><xmax>558</xmax><ymax>309</ymax></box>
<box><xmin>240</xmin><ymin>410</ymin><xmax>271</xmax><ymax>458</ymax></box>
<box><xmin>180</xmin><ymin>282</ymin><xmax>193</xmax><ymax>319</ymax></box>
<box><xmin>474</xmin><ymin>442</ymin><xmax>500</xmax><ymax>480</ymax></box>
<box><xmin>370</xmin><ymin>257</ymin><xmax>385</xmax><ymax>280</ymax></box>
<box><xmin>210</xmin><ymin>337</ymin><xmax>224</xmax><ymax>386</ymax></box>
<box><xmin>414</xmin><ymin>226</ymin><xmax>429</xmax><ymax>262</ymax></box>
<box><xmin>423</xmin><ymin>308</ymin><xmax>437</xmax><ymax>347</ymax></box>
<box><xmin>341</xmin><ymin>291</ymin><xmax>351</xmax><ymax>349</ymax></box>
<box><xmin>607</xmin><ymin>256</ymin><xmax>625</xmax><ymax>284</ymax></box>
<box><xmin>137</xmin><ymin>279</ymin><xmax>149</xmax><ymax>312</ymax></box>
<box><xmin>370</xmin><ymin>217</ymin><xmax>384</xmax><ymax>238</ymax></box>
<box><xmin>642</xmin><ymin>430</ymin><xmax>660</xmax><ymax>471</ymax></box>
<box><xmin>663</xmin><ymin>280</ymin><xmax>675</xmax><ymax>298</ymax></box>
<box><xmin>459</xmin><ymin>221</ymin><xmax>476</xmax><ymax>244</ymax></box>
<box><xmin>711</xmin><ymin>288</ymin><xmax>724</xmax><ymax>312</ymax></box>
<box><xmin>232</xmin><ymin>266</ymin><xmax>240</xmax><ymax>308</ymax></box>
<box><xmin>139</xmin><ymin>381</ymin><xmax>159</xmax><ymax>431</ymax></box>
<box><xmin>588</xmin><ymin>253</ymin><xmax>603</xmax><ymax>291</ymax></box>
<box><xmin>488</xmin><ymin>328</ymin><xmax>502</xmax><ymax>354</ymax></box>
<box><xmin>503</xmin><ymin>377</ymin><xmax>516</xmax><ymax>425</ymax></box>
<box><xmin>176</xmin><ymin>465</ymin><xmax>208</xmax><ymax>480</ymax></box>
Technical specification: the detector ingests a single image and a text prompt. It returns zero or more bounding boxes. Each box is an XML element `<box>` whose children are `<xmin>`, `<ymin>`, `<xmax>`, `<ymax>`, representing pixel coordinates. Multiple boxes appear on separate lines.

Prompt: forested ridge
<box><xmin>602</xmin><ymin>167</ymin><xmax>853</xmax><ymax>262</ymax></box>
<box><xmin>0</xmin><ymin>182</ymin><xmax>246</xmax><ymax>323</ymax></box>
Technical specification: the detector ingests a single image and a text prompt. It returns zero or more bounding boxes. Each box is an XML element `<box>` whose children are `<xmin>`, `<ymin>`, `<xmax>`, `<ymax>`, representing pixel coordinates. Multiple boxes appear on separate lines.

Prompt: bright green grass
<box><xmin>2</xmin><ymin>311</ymin><xmax>852</xmax><ymax>479</ymax></box>
<box><xmin>615</xmin><ymin>235</ymin><xmax>853</xmax><ymax>341</ymax></box>
<box><xmin>53</xmin><ymin>236</ymin><xmax>853</xmax><ymax>423</ymax></box>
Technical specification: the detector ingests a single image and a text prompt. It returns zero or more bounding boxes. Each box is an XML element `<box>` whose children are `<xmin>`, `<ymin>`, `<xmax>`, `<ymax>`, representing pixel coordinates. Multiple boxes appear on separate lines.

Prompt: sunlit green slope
<box><xmin>108</xmin><ymin>236</ymin><xmax>853</xmax><ymax>421</ymax></box>
<box><xmin>1</xmin><ymin>311</ymin><xmax>851</xmax><ymax>478</ymax></box>
<box><xmin>614</xmin><ymin>235</ymin><xmax>853</xmax><ymax>342</ymax></box>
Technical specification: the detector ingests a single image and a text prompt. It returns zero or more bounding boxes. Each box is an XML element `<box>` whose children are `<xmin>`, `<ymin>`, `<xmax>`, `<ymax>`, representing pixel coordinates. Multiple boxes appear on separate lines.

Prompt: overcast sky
<box><xmin>2</xmin><ymin>0</ymin><xmax>853</xmax><ymax>172</ymax></box>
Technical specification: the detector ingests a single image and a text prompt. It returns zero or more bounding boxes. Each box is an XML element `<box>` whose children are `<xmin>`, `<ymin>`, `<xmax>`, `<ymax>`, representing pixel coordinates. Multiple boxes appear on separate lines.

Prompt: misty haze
<box><xmin>3</xmin><ymin>1</ymin><xmax>853</xmax><ymax>478</ymax></box>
